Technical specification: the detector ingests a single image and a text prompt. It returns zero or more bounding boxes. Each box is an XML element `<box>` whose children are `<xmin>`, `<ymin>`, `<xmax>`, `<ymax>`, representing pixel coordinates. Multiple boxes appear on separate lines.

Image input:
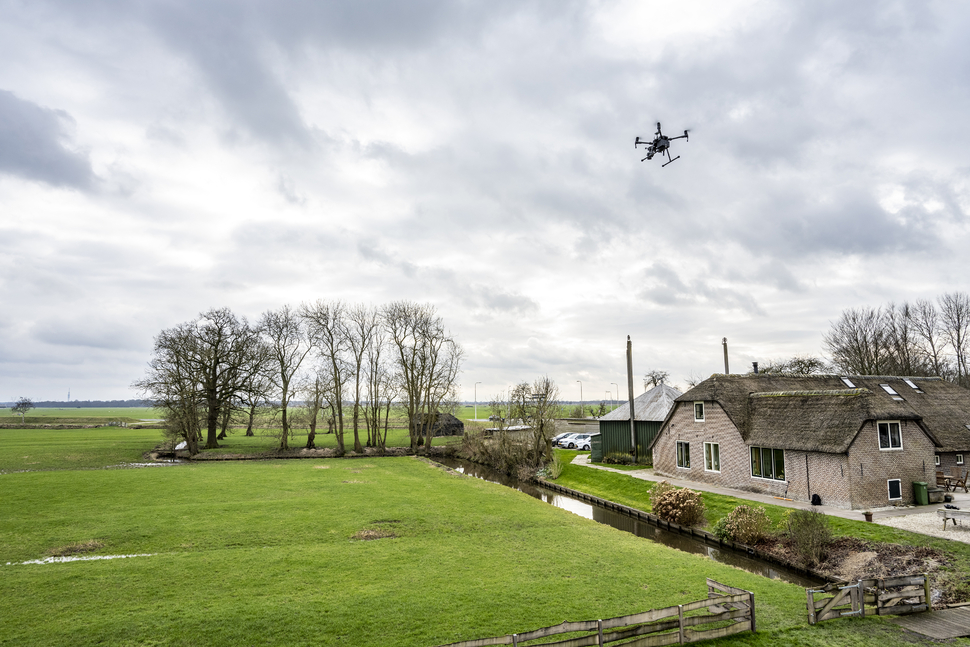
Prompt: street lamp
<box><xmin>474</xmin><ymin>382</ymin><xmax>482</xmax><ymax>420</ymax></box>
<box><xmin>576</xmin><ymin>380</ymin><xmax>583</xmax><ymax>418</ymax></box>
<box><xmin>611</xmin><ymin>382</ymin><xmax>619</xmax><ymax>411</ymax></box>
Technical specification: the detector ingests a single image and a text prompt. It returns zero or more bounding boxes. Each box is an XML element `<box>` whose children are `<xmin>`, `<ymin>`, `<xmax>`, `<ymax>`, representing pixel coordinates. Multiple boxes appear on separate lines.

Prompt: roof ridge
<box><xmin>750</xmin><ymin>388</ymin><xmax>869</xmax><ymax>397</ymax></box>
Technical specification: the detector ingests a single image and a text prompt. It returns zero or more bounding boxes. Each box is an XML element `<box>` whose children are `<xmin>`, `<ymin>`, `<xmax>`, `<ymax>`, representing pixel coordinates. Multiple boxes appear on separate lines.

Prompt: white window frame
<box><xmin>676</xmin><ymin>441</ymin><xmax>690</xmax><ymax>468</ymax></box>
<box><xmin>958</xmin><ymin>454</ymin><xmax>965</xmax><ymax>466</ymax></box>
<box><xmin>750</xmin><ymin>446</ymin><xmax>786</xmax><ymax>482</ymax></box>
<box><xmin>703</xmin><ymin>442</ymin><xmax>720</xmax><ymax>473</ymax></box>
<box><xmin>877</xmin><ymin>421</ymin><xmax>902</xmax><ymax>451</ymax></box>
<box><xmin>887</xmin><ymin>478</ymin><xmax>902</xmax><ymax>501</ymax></box>
<box><xmin>693</xmin><ymin>401</ymin><xmax>705</xmax><ymax>422</ymax></box>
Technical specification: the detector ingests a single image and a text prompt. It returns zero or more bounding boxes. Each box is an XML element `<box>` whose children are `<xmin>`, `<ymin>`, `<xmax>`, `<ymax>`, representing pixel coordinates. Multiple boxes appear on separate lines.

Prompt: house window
<box><xmin>694</xmin><ymin>402</ymin><xmax>705</xmax><ymax>421</ymax></box>
<box><xmin>958</xmin><ymin>455</ymin><xmax>965</xmax><ymax>466</ymax></box>
<box><xmin>878</xmin><ymin>421</ymin><xmax>902</xmax><ymax>450</ymax></box>
<box><xmin>750</xmin><ymin>446</ymin><xmax>786</xmax><ymax>481</ymax></box>
<box><xmin>704</xmin><ymin>442</ymin><xmax>720</xmax><ymax>472</ymax></box>
<box><xmin>888</xmin><ymin>479</ymin><xmax>902</xmax><ymax>500</ymax></box>
<box><xmin>935</xmin><ymin>455</ymin><xmax>941</xmax><ymax>466</ymax></box>
<box><xmin>676</xmin><ymin>441</ymin><xmax>690</xmax><ymax>468</ymax></box>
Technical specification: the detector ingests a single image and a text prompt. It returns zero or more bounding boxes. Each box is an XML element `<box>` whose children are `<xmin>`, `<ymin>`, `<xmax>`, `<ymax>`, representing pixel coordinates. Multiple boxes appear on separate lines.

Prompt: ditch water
<box><xmin>435</xmin><ymin>457</ymin><xmax>823</xmax><ymax>587</ymax></box>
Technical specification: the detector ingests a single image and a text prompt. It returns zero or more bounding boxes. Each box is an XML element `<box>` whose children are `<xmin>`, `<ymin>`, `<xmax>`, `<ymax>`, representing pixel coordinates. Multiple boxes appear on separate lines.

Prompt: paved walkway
<box><xmin>570</xmin><ymin>454</ymin><xmax>970</xmax><ymax>522</ymax></box>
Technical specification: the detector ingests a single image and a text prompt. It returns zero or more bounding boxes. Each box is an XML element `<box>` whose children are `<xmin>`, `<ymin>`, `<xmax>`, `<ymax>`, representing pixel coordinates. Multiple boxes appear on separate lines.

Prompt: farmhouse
<box><xmin>649</xmin><ymin>374</ymin><xmax>970</xmax><ymax>510</ymax></box>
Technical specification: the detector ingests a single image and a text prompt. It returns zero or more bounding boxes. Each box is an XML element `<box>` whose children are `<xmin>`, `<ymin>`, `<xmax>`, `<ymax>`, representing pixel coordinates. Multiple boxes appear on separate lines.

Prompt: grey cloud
<box><xmin>32</xmin><ymin>318</ymin><xmax>141</xmax><ymax>351</ymax></box>
<box><xmin>0</xmin><ymin>90</ymin><xmax>94</xmax><ymax>188</ymax></box>
<box><xmin>638</xmin><ymin>262</ymin><xmax>766</xmax><ymax>316</ymax></box>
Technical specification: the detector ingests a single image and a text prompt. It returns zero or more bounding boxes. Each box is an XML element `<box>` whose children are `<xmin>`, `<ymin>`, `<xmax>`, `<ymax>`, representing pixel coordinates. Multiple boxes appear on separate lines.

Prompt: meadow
<box><xmin>1</xmin><ymin>429</ymin><xmax>962</xmax><ymax>646</ymax></box>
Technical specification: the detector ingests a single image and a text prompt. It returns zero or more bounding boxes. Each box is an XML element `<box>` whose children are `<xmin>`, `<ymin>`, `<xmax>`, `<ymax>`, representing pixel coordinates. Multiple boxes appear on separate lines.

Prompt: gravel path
<box><xmin>877</xmin><ymin>512</ymin><xmax>970</xmax><ymax>543</ymax></box>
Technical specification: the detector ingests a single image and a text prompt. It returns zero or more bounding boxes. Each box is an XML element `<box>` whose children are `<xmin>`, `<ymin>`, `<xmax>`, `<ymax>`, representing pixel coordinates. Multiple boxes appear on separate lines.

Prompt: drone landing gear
<box><xmin>661</xmin><ymin>155</ymin><xmax>680</xmax><ymax>167</ymax></box>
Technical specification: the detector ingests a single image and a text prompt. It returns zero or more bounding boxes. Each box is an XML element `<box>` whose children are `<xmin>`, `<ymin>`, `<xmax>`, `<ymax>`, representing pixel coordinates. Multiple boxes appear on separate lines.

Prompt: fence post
<box><xmin>807</xmin><ymin>589</ymin><xmax>816</xmax><ymax>625</ymax></box>
<box><xmin>597</xmin><ymin>619</ymin><xmax>604</xmax><ymax>646</ymax></box>
<box><xmin>678</xmin><ymin>605</ymin><xmax>685</xmax><ymax>644</ymax></box>
<box><xmin>512</xmin><ymin>634</ymin><xmax>518</xmax><ymax>647</ymax></box>
<box><xmin>858</xmin><ymin>580</ymin><xmax>865</xmax><ymax>618</ymax></box>
<box><xmin>749</xmin><ymin>591</ymin><xmax>756</xmax><ymax>632</ymax></box>
<box><xmin>923</xmin><ymin>573</ymin><xmax>931</xmax><ymax>612</ymax></box>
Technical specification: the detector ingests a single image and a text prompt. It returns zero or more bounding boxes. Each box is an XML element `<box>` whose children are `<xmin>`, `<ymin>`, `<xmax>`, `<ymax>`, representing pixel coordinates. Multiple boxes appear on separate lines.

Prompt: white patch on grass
<box><xmin>6</xmin><ymin>553</ymin><xmax>155</xmax><ymax>566</ymax></box>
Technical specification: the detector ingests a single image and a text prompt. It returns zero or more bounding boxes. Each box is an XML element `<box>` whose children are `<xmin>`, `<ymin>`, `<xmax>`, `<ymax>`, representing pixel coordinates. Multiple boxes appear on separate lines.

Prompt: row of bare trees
<box><xmin>134</xmin><ymin>301</ymin><xmax>463</xmax><ymax>455</ymax></box>
<box><xmin>823</xmin><ymin>292</ymin><xmax>970</xmax><ymax>386</ymax></box>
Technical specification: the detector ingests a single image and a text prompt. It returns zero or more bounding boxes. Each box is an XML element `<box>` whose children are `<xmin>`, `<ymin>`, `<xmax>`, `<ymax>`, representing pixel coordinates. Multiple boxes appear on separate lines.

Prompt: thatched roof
<box><xmin>600</xmin><ymin>383</ymin><xmax>682</xmax><ymax>422</ymax></box>
<box><xmin>676</xmin><ymin>374</ymin><xmax>970</xmax><ymax>453</ymax></box>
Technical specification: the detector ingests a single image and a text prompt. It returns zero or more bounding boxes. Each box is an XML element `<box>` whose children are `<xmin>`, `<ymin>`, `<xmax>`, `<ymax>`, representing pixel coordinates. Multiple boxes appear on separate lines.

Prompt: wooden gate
<box><xmin>807</xmin><ymin>574</ymin><xmax>930</xmax><ymax>624</ymax></box>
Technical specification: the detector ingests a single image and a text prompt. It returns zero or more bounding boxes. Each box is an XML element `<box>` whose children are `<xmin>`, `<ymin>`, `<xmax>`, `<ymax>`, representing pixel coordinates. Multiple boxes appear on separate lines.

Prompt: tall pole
<box><xmin>722</xmin><ymin>337</ymin><xmax>730</xmax><ymax>374</ymax></box>
<box><xmin>576</xmin><ymin>380</ymin><xmax>583</xmax><ymax>418</ymax></box>
<box><xmin>611</xmin><ymin>382</ymin><xmax>619</xmax><ymax>411</ymax></box>
<box><xmin>474</xmin><ymin>382</ymin><xmax>481</xmax><ymax>420</ymax></box>
<box><xmin>627</xmin><ymin>336</ymin><xmax>637</xmax><ymax>462</ymax></box>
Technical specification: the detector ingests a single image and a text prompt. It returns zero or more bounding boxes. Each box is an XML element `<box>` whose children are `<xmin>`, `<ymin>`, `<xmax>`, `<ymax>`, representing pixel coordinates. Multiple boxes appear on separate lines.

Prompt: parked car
<box><xmin>551</xmin><ymin>432</ymin><xmax>573</xmax><ymax>446</ymax></box>
<box><xmin>555</xmin><ymin>433</ymin><xmax>580</xmax><ymax>448</ymax></box>
<box><xmin>578</xmin><ymin>433</ymin><xmax>598</xmax><ymax>451</ymax></box>
<box><xmin>565</xmin><ymin>433</ymin><xmax>593</xmax><ymax>449</ymax></box>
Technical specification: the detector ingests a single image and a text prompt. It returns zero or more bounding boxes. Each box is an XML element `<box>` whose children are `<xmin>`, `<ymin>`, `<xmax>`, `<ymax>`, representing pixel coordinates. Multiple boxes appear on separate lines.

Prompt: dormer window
<box><xmin>694</xmin><ymin>402</ymin><xmax>705</xmax><ymax>422</ymax></box>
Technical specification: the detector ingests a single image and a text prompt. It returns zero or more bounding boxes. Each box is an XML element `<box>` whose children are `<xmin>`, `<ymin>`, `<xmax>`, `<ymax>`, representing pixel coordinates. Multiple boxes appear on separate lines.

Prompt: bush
<box><xmin>650</xmin><ymin>480</ymin><xmax>706</xmax><ymax>527</ymax></box>
<box><xmin>787</xmin><ymin>508</ymin><xmax>832</xmax><ymax>566</ymax></box>
<box><xmin>603</xmin><ymin>451</ymin><xmax>636</xmax><ymax>465</ymax></box>
<box><xmin>458</xmin><ymin>430</ymin><xmax>547</xmax><ymax>478</ymax></box>
<box><xmin>715</xmin><ymin>505</ymin><xmax>772</xmax><ymax>545</ymax></box>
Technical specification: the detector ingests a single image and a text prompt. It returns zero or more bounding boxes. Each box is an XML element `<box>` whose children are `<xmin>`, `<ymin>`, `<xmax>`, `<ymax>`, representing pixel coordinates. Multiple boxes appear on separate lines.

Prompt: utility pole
<box><xmin>576</xmin><ymin>380</ymin><xmax>583</xmax><ymax>418</ymax></box>
<box><xmin>627</xmin><ymin>336</ymin><xmax>637</xmax><ymax>462</ymax></box>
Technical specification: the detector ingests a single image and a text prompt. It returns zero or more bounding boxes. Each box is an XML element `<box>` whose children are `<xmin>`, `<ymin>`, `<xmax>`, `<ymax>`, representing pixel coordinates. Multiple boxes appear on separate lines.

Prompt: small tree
<box><xmin>12</xmin><ymin>397</ymin><xmax>34</xmax><ymax>423</ymax></box>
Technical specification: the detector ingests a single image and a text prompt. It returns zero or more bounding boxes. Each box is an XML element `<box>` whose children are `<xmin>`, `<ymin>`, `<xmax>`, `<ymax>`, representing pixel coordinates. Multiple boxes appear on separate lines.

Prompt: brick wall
<box><xmin>845</xmin><ymin>420</ymin><xmax>935</xmax><ymax>508</ymax></box>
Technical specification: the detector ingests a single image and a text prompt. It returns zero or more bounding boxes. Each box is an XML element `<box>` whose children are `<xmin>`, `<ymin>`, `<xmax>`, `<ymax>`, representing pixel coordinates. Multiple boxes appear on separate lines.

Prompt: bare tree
<box><xmin>363</xmin><ymin>317</ymin><xmax>396</xmax><ymax>452</ymax></box>
<box><xmin>345</xmin><ymin>304</ymin><xmax>378</xmax><ymax>453</ymax></box>
<box><xmin>260</xmin><ymin>305</ymin><xmax>312</xmax><ymax>450</ymax></box>
<box><xmin>911</xmin><ymin>298</ymin><xmax>949</xmax><ymax>378</ymax></box>
<box><xmin>302</xmin><ymin>300</ymin><xmax>350</xmax><ymax>455</ymax></box>
<box><xmin>509</xmin><ymin>377</ymin><xmax>560</xmax><ymax>465</ymax></box>
<box><xmin>756</xmin><ymin>355</ymin><xmax>830</xmax><ymax>375</ymax></box>
<box><xmin>644</xmin><ymin>370</ymin><xmax>669</xmax><ymax>389</ymax></box>
<box><xmin>823</xmin><ymin>307</ymin><xmax>890</xmax><ymax>375</ymax></box>
<box><xmin>383</xmin><ymin>301</ymin><xmax>463</xmax><ymax>451</ymax></box>
<box><xmin>299</xmin><ymin>367</ymin><xmax>329</xmax><ymax>449</ymax></box>
<box><xmin>940</xmin><ymin>292</ymin><xmax>970</xmax><ymax>387</ymax></box>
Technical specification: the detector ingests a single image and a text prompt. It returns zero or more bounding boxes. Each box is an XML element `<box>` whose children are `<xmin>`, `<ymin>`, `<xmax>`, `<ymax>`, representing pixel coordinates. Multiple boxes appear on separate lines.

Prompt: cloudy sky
<box><xmin>2</xmin><ymin>1</ymin><xmax>969</xmax><ymax>405</ymax></box>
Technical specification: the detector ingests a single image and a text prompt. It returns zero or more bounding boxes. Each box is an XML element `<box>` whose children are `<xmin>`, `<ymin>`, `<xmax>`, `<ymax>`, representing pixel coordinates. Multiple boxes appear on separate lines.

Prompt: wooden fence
<box><xmin>807</xmin><ymin>574</ymin><xmax>930</xmax><ymax>624</ymax></box>
<box><xmin>436</xmin><ymin>579</ymin><xmax>755</xmax><ymax>647</ymax></box>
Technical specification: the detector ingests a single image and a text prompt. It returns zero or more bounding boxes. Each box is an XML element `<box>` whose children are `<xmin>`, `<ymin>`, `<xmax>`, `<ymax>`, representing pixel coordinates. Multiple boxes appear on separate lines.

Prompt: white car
<box><xmin>555</xmin><ymin>433</ymin><xmax>581</xmax><ymax>448</ymax></box>
<box><xmin>564</xmin><ymin>433</ymin><xmax>593</xmax><ymax>450</ymax></box>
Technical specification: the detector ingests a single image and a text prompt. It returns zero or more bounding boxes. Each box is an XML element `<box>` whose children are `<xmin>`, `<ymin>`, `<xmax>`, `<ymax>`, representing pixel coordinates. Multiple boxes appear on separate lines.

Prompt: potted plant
<box><xmin>863</xmin><ymin>510</ymin><xmax>873</xmax><ymax>522</ymax></box>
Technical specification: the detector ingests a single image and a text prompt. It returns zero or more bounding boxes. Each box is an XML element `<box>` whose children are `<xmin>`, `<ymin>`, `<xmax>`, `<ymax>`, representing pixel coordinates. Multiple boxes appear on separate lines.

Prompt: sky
<box><xmin>1</xmin><ymin>0</ymin><xmax>969</xmax><ymax>405</ymax></box>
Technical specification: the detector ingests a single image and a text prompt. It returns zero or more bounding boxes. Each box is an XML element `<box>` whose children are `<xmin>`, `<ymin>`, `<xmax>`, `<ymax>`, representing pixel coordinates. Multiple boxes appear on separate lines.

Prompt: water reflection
<box><xmin>436</xmin><ymin>457</ymin><xmax>821</xmax><ymax>587</ymax></box>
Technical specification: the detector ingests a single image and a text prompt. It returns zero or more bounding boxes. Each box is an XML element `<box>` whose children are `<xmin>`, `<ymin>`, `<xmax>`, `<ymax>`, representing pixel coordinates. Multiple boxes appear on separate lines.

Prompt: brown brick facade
<box><xmin>652</xmin><ymin>401</ymin><xmax>937</xmax><ymax>510</ymax></box>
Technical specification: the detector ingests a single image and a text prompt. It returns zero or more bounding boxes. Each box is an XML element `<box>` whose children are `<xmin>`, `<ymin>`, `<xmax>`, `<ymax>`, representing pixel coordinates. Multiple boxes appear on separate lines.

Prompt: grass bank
<box><xmin>554</xmin><ymin>450</ymin><xmax>970</xmax><ymax>603</ymax></box>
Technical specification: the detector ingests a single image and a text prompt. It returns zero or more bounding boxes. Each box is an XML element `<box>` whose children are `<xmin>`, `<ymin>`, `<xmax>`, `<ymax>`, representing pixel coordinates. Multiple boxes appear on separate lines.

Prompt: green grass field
<box><xmin>0</xmin><ymin>431</ymin><xmax>963</xmax><ymax>646</ymax></box>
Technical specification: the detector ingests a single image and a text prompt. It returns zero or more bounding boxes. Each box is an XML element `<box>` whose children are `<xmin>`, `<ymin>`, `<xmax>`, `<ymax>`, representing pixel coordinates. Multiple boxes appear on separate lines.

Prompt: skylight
<box><xmin>880</xmin><ymin>384</ymin><xmax>899</xmax><ymax>395</ymax></box>
<box><xmin>903</xmin><ymin>379</ymin><xmax>919</xmax><ymax>389</ymax></box>
<box><xmin>841</xmin><ymin>377</ymin><xmax>855</xmax><ymax>388</ymax></box>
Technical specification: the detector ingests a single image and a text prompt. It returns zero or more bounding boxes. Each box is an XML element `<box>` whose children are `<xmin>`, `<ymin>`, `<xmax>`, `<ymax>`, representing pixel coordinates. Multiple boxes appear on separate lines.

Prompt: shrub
<box><xmin>787</xmin><ymin>508</ymin><xmax>832</xmax><ymax>566</ymax></box>
<box><xmin>458</xmin><ymin>430</ymin><xmax>547</xmax><ymax>478</ymax></box>
<box><xmin>604</xmin><ymin>451</ymin><xmax>636</xmax><ymax>465</ymax></box>
<box><xmin>650</xmin><ymin>481</ymin><xmax>706</xmax><ymax>527</ymax></box>
<box><xmin>718</xmin><ymin>505</ymin><xmax>772</xmax><ymax>545</ymax></box>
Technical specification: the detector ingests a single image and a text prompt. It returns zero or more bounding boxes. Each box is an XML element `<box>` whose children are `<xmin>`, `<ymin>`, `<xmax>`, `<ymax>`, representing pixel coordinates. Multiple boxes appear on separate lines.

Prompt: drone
<box><xmin>635</xmin><ymin>122</ymin><xmax>689</xmax><ymax>167</ymax></box>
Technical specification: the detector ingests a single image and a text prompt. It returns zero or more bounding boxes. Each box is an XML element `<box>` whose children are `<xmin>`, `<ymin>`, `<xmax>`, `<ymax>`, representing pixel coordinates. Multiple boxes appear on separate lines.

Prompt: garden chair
<box><xmin>950</xmin><ymin>468</ymin><xmax>969</xmax><ymax>493</ymax></box>
<box><xmin>937</xmin><ymin>470</ymin><xmax>951</xmax><ymax>490</ymax></box>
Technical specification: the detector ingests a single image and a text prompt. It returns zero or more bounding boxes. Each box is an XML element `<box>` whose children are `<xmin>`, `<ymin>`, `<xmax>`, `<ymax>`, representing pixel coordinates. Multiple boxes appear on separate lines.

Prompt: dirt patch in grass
<box><xmin>756</xmin><ymin>536</ymin><xmax>960</xmax><ymax>606</ymax></box>
<box><xmin>47</xmin><ymin>540</ymin><xmax>105</xmax><ymax>557</ymax></box>
<box><xmin>351</xmin><ymin>529</ymin><xmax>397</xmax><ymax>541</ymax></box>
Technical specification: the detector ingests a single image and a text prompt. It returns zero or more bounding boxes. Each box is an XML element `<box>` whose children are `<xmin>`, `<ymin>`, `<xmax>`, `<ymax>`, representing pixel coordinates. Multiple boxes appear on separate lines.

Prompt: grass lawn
<box><xmin>0</xmin><ymin>427</ymin><xmax>162</xmax><ymax>473</ymax></box>
<box><xmin>0</xmin><ymin>407</ymin><xmax>162</xmax><ymax>424</ymax></box>
<box><xmin>1</xmin><ymin>434</ymin><xmax>963</xmax><ymax>646</ymax></box>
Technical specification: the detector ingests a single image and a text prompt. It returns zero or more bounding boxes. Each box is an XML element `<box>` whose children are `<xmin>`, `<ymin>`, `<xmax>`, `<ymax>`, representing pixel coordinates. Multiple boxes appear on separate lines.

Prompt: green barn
<box><xmin>596</xmin><ymin>384</ymin><xmax>681</xmax><ymax>460</ymax></box>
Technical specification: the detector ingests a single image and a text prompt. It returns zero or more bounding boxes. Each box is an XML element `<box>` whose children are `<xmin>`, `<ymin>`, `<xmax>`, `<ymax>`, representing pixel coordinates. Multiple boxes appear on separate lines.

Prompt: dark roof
<box><xmin>677</xmin><ymin>374</ymin><xmax>970</xmax><ymax>453</ymax></box>
<box><xmin>600</xmin><ymin>383</ymin><xmax>682</xmax><ymax>422</ymax></box>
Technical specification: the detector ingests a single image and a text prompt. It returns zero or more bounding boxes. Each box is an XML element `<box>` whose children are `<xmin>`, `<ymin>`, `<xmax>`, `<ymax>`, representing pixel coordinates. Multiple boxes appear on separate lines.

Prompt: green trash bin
<box><xmin>913</xmin><ymin>481</ymin><xmax>928</xmax><ymax>506</ymax></box>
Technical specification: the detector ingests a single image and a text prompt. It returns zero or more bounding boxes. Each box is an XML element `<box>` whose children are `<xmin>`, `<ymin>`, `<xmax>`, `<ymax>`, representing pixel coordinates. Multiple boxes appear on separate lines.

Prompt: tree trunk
<box><xmin>245</xmin><ymin>405</ymin><xmax>256</xmax><ymax>436</ymax></box>
<box><xmin>305</xmin><ymin>429</ymin><xmax>316</xmax><ymax>449</ymax></box>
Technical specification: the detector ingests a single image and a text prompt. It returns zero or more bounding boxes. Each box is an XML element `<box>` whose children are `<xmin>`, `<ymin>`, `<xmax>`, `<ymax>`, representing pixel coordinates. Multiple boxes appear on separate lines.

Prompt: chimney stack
<box><xmin>752</xmin><ymin>361</ymin><xmax>759</xmax><ymax>374</ymax></box>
